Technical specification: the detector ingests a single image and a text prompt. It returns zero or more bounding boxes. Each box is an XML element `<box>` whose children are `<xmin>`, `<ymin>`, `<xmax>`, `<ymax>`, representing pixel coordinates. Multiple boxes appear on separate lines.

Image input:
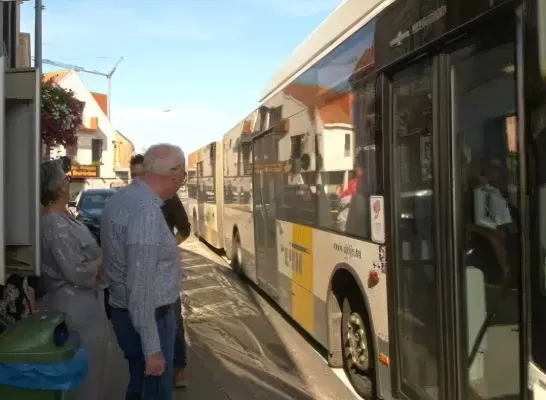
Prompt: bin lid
<box><xmin>0</xmin><ymin>310</ymin><xmax>75</xmax><ymax>363</ymax></box>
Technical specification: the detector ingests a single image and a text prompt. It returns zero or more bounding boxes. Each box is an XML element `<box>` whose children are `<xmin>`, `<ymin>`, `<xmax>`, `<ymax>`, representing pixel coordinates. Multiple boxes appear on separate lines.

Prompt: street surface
<box><xmin>103</xmin><ymin>235</ymin><xmax>359</xmax><ymax>400</ymax></box>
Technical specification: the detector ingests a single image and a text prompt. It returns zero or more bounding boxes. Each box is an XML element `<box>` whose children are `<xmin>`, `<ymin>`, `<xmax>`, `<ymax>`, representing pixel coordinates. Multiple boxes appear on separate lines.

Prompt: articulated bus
<box><xmin>185</xmin><ymin>0</ymin><xmax>546</xmax><ymax>399</ymax></box>
<box><xmin>185</xmin><ymin>141</ymin><xmax>224</xmax><ymax>249</ymax></box>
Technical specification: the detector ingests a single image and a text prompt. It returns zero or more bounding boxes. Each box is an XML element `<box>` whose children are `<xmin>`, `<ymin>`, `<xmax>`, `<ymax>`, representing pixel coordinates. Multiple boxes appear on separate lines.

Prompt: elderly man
<box><xmin>130</xmin><ymin>153</ymin><xmax>190</xmax><ymax>388</ymax></box>
<box><xmin>101</xmin><ymin>144</ymin><xmax>186</xmax><ymax>400</ymax></box>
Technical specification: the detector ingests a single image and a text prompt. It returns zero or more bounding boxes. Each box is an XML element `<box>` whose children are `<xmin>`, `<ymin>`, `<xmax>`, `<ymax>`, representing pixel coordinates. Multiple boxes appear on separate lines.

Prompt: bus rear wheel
<box><xmin>341</xmin><ymin>292</ymin><xmax>375</xmax><ymax>399</ymax></box>
<box><xmin>231</xmin><ymin>230</ymin><xmax>243</xmax><ymax>276</ymax></box>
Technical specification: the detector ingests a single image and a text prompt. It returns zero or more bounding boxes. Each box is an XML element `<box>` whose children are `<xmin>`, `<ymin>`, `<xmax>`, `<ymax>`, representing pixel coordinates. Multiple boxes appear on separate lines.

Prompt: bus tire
<box><xmin>231</xmin><ymin>230</ymin><xmax>243</xmax><ymax>276</ymax></box>
<box><xmin>341</xmin><ymin>291</ymin><xmax>375</xmax><ymax>399</ymax></box>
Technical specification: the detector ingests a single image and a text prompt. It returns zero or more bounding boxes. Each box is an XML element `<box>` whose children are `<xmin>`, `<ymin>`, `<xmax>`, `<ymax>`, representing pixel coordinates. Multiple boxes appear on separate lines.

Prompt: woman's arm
<box><xmin>47</xmin><ymin>218</ymin><xmax>102</xmax><ymax>288</ymax></box>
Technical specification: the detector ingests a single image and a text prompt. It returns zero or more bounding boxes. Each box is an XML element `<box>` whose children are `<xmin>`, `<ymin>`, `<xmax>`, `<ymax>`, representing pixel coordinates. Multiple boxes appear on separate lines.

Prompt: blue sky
<box><xmin>21</xmin><ymin>0</ymin><xmax>342</xmax><ymax>153</ymax></box>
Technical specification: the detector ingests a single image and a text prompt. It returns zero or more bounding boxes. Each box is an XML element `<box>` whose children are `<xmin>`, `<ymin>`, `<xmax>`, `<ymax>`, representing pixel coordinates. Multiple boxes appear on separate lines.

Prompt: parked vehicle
<box><xmin>70</xmin><ymin>189</ymin><xmax>116</xmax><ymax>246</ymax></box>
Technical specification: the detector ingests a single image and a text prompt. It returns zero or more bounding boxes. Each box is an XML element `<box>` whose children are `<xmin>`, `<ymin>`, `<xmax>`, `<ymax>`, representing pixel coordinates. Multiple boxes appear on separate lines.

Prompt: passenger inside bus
<box><xmin>340</xmin><ymin>156</ymin><xmax>372</xmax><ymax>239</ymax></box>
<box><xmin>468</xmin><ymin>155</ymin><xmax>519</xmax><ymax>290</ymax></box>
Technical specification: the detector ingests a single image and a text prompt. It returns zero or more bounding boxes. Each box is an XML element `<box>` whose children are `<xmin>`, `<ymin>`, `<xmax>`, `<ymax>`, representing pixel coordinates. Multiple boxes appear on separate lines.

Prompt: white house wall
<box><xmin>277</xmin><ymin>105</ymin><xmax>315</xmax><ymax>163</ymax></box>
<box><xmin>57</xmin><ymin>73</ymin><xmax>117</xmax><ymax>179</ymax></box>
<box><xmin>321</xmin><ymin>123</ymin><xmax>354</xmax><ymax>172</ymax></box>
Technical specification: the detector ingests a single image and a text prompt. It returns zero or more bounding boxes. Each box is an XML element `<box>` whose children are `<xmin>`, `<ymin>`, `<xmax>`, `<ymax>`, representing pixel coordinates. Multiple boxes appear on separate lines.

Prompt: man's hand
<box><xmin>145</xmin><ymin>352</ymin><xmax>166</xmax><ymax>376</ymax></box>
<box><xmin>96</xmin><ymin>263</ymin><xmax>105</xmax><ymax>284</ymax></box>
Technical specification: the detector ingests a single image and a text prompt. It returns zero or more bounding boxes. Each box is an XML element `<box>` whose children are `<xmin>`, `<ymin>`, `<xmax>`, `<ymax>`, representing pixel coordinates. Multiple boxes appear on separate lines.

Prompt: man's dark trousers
<box><xmin>110</xmin><ymin>306</ymin><xmax>176</xmax><ymax>400</ymax></box>
<box><xmin>173</xmin><ymin>297</ymin><xmax>187</xmax><ymax>369</ymax></box>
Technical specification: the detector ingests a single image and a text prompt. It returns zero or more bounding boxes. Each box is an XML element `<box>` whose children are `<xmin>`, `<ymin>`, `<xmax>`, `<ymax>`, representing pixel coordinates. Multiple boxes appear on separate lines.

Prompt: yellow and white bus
<box><xmin>191</xmin><ymin>0</ymin><xmax>546</xmax><ymax>399</ymax></box>
<box><xmin>186</xmin><ymin>142</ymin><xmax>224</xmax><ymax>249</ymax></box>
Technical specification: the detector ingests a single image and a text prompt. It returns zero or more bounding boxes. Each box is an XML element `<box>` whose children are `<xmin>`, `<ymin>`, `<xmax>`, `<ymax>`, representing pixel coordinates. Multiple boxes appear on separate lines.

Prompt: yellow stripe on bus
<box><xmin>290</xmin><ymin>224</ymin><xmax>314</xmax><ymax>333</ymax></box>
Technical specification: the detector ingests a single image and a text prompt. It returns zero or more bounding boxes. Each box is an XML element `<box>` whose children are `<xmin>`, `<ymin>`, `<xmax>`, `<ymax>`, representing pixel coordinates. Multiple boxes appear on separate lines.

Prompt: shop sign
<box><xmin>70</xmin><ymin>165</ymin><xmax>99</xmax><ymax>178</ymax></box>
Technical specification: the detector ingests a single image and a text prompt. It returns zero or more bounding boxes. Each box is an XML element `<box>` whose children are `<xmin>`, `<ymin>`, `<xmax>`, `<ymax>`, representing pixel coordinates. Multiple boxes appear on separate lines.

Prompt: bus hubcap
<box><xmin>347</xmin><ymin>312</ymin><xmax>368</xmax><ymax>372</ymax></box>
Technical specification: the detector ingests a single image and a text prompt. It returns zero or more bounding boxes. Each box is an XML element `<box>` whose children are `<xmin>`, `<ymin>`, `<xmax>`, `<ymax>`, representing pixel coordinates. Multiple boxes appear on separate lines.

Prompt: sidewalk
<box><xmin>102</xmin><ymin>324</ymin><xmax>233</xmax><ymax>399</ymax></box>
<box><xmin>103</xmin><ymin>236</ymin><xmax>358</xmax><ymax>400</ymax></box>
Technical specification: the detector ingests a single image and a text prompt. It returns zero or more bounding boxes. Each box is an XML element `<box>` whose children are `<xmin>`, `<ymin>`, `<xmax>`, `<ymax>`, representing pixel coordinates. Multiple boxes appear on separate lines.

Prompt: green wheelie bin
<box><xmin>0</xmin><ymin>310</ymin><xmax>86</xmax><ymax>399</ymax></box>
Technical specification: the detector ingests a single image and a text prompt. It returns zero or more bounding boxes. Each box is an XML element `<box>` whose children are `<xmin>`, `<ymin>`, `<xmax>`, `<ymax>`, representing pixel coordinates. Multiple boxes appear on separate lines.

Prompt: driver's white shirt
<box><xmin>474</xmin><ymin>183</ymin><xmax>513</xmax><ymax>229</ymax></box>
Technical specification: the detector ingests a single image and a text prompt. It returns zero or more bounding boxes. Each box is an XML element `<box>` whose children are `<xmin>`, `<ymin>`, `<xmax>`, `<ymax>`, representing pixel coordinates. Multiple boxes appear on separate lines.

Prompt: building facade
<box><xmin>43</xmin><ymin>69</ymin><xmax>134</xmax><ymax>196</ymax></box>
<box><xmin>113</xmin><ymin>130</ymin><xmax>134</xmax><ymax>180</ymax></box>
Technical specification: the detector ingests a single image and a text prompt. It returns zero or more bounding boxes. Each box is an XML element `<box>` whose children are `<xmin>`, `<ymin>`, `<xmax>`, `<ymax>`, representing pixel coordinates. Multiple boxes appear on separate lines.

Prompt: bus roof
<box><xmin>259</xmin><ymin>0</ymin><xmax>388</xmax><ymax>103</ymax></box>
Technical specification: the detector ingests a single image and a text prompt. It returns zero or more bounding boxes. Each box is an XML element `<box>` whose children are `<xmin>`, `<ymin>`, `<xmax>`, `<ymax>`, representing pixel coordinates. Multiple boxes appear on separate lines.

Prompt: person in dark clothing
<box><xmin>131</xmin><ymin>154</ymin><xmax>190</xmax><ymax>388</ymax></box>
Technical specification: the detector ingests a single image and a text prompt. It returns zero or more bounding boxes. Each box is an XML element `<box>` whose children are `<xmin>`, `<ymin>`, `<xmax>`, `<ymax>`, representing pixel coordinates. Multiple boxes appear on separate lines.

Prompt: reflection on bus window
<box><xmin>392</xmin><ymin>60</ymin><xmax>439</xmax><ymax>397</ymax></box>
<box><xmin>275</xmin><ymin>76</ymin><xmax>381</xmax><ymax>241</ymax></box>
<box><xmin>451</xmin><ymin>36</ymin><xmax>520</xmax><ymax>399</ymax></box>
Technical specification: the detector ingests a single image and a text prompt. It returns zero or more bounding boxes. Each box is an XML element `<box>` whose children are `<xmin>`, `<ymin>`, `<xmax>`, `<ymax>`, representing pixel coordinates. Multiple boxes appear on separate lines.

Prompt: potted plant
<box><xmin>41</xmin><ymin>78</ymin><xmax>84</xmax><ymax>159</ymax></box>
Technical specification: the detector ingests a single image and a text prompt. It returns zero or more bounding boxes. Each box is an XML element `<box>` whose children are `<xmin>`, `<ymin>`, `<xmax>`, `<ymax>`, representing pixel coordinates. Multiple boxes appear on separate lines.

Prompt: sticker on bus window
<box><xmin>370</xmin><ymin>195</ymin><xmax>385</xmax><ymax>244</ymax></box>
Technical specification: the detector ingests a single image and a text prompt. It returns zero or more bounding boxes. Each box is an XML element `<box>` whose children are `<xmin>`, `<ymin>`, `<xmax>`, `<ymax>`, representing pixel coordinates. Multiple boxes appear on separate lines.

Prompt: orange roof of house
<box><xmin>42</xmin><ymin>70</ymin><xmax>71</xmax><ymax>83</ymax></box>
<box><xmin>92</xmin><ymin>92</ymin><xmax>108</xmax><ymax>116</ymax></box>
<box><xmin>284</xmin><ymin>83</ymin><xmax>353</xmax><ymax>125</ymax></box>
<box><xmin>284</xmin><ymin>83</ymin><xmax>319</xmax><ymax>117</ymax></box>
<box><xmin>318</xmin><ymin>92</ymin><xmax>353</xmax><ymax>125</ymax></box>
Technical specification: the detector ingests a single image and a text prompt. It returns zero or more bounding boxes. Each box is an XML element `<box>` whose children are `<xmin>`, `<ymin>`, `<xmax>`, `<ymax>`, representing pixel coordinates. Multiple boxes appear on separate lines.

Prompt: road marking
<box><xmin>184</xmin><ymin>263</ymin><xmax>216</xmax><ymax>269</ymax></box>
<box><xmin>332</xmin><ymin>368</ymin><xmax>360</xmax><ymax>397</ymax></box>
<box><xmin>185</xmin><ymin>272</ymin><xmax>217</xmax><ymax>281</ymax></box>
<box><xmin>184</xmin><ymin>285</ymin><xmax>222</xmax><ymax>294</ymax></box>
<box><xmin>185</xmin><ymin>300</ymin><xmax>232</xmax><ymax>314</ymax></box>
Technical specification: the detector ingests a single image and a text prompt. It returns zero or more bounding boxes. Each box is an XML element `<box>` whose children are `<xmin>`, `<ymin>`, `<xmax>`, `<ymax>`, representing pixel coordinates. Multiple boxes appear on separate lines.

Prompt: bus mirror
<box><xmin>537</xmin><ymin>0</ymin><xmax>546</xmax><ymax>82</ymax></box>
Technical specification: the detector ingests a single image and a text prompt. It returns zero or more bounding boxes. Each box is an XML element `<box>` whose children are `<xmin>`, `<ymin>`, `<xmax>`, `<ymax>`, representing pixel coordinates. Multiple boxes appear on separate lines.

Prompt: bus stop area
<box><xmin>102</xmin><ymin>235</ymin><xmax>359</xmax><ymax>400</ymax></box>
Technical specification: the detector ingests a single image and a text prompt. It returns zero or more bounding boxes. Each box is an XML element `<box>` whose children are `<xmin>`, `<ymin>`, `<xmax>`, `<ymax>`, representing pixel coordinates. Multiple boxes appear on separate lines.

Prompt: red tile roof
<box><xmin>42</xmin><ymin>70</ymin><xmax>71</xmax><ymax>83</ymax></box>
<box><xmin>318</xmin><ymin>92</ymin><xmax>353</xmax><ymax>125</ymax></box>
<box><xmin>92</xmin><ymin>92</ymin><xmax>108</xmax><ymax>116</ymax></box>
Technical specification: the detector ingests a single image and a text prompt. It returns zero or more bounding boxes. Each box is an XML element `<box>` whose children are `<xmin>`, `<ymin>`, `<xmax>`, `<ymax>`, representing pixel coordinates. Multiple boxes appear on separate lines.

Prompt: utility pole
<box><xmin>41</xmin><ymin>57</ymin><xmax>124</xmax><ymax>120</ymax></box>
<box><xmin>106</xmin><ymin>57</ymin><xmax>123</xmax><ymax>119</ymax></box>
<box><xmin>35</xmin><ymin>0</ymin><xmax>43</xmax><ymax>71</ymax></box>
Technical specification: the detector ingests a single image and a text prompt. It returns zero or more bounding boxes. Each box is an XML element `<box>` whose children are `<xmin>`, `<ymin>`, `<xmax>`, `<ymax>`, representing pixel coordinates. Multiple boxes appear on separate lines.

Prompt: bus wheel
<box><xmin>341</xmin><ymin>293</ymin><xmax>374</xmax><ymax>399</ymax></box>
<box><xmin>231</xmin><ymin>230</ymin><xmax>243</xmax><ymax>276</ymax></box>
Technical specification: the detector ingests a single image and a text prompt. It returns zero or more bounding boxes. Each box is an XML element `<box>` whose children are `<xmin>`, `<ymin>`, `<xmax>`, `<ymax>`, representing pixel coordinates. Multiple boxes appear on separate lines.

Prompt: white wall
<box><xmin>55</xmin><ymin>72</ymin><xmax>117</xmax><ymax>179</ymax></box>
<box><xmin>320</xmin><ymin>123</ymin><xmax>354</xmax><ymax>172</ymax></box>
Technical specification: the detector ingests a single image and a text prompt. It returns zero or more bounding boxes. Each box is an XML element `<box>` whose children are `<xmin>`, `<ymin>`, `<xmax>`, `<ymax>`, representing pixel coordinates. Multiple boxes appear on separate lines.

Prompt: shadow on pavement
<box><xmin>178</xmin><ymin>246</ymin><xmax>320</xmax><ymax>399</ymax></box>
<box><xmin>102</xmin><ymin>243</ymin><xmax>329</xmax><ymax>399</ymax></box>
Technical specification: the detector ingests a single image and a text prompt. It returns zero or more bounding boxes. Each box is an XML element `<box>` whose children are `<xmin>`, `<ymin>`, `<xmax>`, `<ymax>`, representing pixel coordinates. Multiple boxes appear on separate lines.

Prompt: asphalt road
<box><xmin>103</xmin><ymin>235</ymin><xmax>359</xmax><ymax>400</ymax></box>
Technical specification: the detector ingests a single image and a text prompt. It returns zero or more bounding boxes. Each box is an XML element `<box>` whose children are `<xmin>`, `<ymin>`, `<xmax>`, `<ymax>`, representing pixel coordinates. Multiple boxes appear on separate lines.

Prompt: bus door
<box><xmin>385</xmin><ymin>14</ymin><xmax>523</xmax><ymax>400</ymax></box>
<box><xmin>252</xmin><ymin>132</ymin><xmax>280</xmax><ymax>301</ymax></box>
<box><xmin>386</xmin><ymin>57</ymin><xmax>443</xmax><ymax>400</ymax></box>
<box><xmin>528</xmin><ymin>0</ymin><xmax>546</xmax><ymax>397</ymax></box>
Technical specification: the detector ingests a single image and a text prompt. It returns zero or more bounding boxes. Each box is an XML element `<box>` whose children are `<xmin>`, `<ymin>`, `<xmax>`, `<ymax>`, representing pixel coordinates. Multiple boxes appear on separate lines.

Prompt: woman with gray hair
<box><xmin>40</xmin><ymin>160</ymin><xmax>107</xmax><ymax>400</ymax></box>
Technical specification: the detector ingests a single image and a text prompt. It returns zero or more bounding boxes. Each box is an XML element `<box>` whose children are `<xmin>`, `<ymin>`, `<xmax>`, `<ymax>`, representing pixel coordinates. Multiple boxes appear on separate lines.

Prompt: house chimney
<box><xmin>17</xmin><ymin>32</ymin><xmax>31</xmax><ymax>68</ymax></box>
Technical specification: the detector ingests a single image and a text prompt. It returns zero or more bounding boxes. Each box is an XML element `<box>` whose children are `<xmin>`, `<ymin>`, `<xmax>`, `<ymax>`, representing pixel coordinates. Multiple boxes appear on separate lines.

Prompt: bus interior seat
<box><xmin>466</xmin><ymin>265</ymin><xmax>488</xmax><ymax>382</ymax></box>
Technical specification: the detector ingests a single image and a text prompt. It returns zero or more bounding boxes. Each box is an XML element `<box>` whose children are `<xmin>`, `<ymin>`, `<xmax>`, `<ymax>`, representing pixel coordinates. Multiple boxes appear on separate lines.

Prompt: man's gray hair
<box><xmin>40</xmin><ymin>159</ymin><xmax>66</xmax><ymax>206</ymax></box>
<box><xmin>143</xmin><ymin>143</ymin><xmax>186</xmax><ymax>176</ymax></box>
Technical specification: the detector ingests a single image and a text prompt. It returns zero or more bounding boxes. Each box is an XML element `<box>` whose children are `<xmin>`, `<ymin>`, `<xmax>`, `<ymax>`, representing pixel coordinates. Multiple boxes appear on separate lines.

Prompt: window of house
<box><xmin>91</xmin><ymin>139</ymin><xmax>103</xmax><ymax>163</ymax></box>
<box><xmin>66</xmin><ymin>144</ymin><xmax>77</xmax><ymax>158</ymax></box>
<box><xmin>290</xmin><ymin>135</ymin><xmax>303</xmax><ymax>159</ymax></box>
<box><xmin>344</xmin><ymin>134</ymin><xmax>351</xmax><ymax>157</ymax></box>
<box><xmin>259</xmin><ymin>106</ymin><xmax>268</xmax><ymax>132</ymax></box>
<box><xmin>270</xmin><ymin>106</ymin><xmax>283</xmax><ymax>128</ymax></box>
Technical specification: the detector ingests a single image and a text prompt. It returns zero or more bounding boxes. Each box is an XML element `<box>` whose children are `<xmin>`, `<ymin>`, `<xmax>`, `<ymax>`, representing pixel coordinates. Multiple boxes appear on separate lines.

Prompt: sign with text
<box><xmin>70</xmin><ymin>165</ymin><xmax>99</xmax><ymax>178</ymax></box>
<box><xmin>370</xmin><ymin>195</ymin><xmax>385</xmax><ymax>244</ymax></box>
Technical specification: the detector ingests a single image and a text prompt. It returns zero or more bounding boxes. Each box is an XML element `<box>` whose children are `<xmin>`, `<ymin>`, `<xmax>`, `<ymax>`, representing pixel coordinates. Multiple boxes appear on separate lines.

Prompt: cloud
<box><xmin>112</xmin><ymin>108</ymin><xmax>242</xmax><ymax>154</ymax></box>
